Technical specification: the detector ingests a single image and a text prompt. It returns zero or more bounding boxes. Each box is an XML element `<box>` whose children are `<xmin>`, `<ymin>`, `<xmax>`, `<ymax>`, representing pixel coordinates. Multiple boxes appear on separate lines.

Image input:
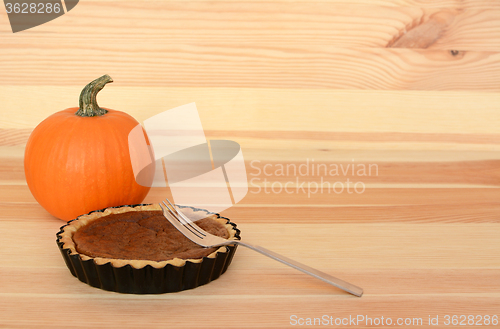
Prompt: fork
<box><xmin>159</xmin><ymin>199</ymin><xmax>363</xmax><ymax>297</ymax></box>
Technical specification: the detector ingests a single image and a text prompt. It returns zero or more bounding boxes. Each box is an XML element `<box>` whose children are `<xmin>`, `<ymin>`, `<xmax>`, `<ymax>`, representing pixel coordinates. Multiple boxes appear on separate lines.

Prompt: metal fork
<box><xmin>159</xmin><ymin>199</ymin><xmax>363</xmax><ymax>297</ymax></box>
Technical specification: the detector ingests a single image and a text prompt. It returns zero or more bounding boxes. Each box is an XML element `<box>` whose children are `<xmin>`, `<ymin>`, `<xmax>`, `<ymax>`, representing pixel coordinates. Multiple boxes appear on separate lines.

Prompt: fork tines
<box><xmin>161</xmin><ymin>200</ymin><xmax>206</xmax><ymax>238</ymax></box>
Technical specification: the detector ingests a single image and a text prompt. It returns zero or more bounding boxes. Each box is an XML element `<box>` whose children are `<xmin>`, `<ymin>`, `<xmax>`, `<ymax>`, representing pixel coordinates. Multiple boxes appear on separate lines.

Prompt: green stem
<box><xmin>76</xmin><ymin>74</ymin><xmax>113</xmax><ymax>117</ymax></box>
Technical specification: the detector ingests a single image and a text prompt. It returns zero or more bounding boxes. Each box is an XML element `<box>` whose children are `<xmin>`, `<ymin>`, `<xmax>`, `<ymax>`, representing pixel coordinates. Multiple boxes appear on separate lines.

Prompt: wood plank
<box><xmin>1</xmin><ymin>267</ymin><xmax>498</xmax><ymax>296</ymax></box>
<box><xmin>2</xmin><ymin>187</ymin><xmax>500</xmax><ymax>224</ymax></box>
<box><xmin>1</xmin><ymin>3</ymin><xmax>500</xmax><ymax>90</ymax></box>
<box><xmin>5</xmin><ymin>128</ymin><xmax>500</xmax><ymax>147</ymax></box>
<box><xmin>1</xmin><ymin>88</ymin><xmax>499</xmax><ymax>133</ymax></box>
<box><xmin>1</xmin><ymin>221</ymin><xmax>499</xmax><ymax>269</ymax></box>
<box><xmin>1</xmin><ymin>3</ymin><xmax>499</xmax><ymax>51</ymax></box>
<box><xmin>151</xmin><ymin>187</ymin><xmax>500</xmax><ymax>207</ymax></box>
<box><xmin>61</xmin><ymin>0</ymin><xmax>500</xmax><ymax>8</ymax></box>
<box><xmin>0</xmin><ymin>294</ymin><xmax>498</xmax><ymax>328</ymax></box>
<box><xmin>4</xmin><ymin>198</ymin><xmax>500</xmax><ymax>223</ymax></box>
<box><xmin>6</xmin><ymin>155</ymin><xmax>500</xmax><ymax>187</ymax></box>
<box><xmin>3</xmin><ymin>184</ymin><xmax>500</xmax><ymax>208</ymax></box>
<box><xmin>220</xmin><ymin>203</ymin><xmax>500</xmax><ymax>223</ymax></box>
<box><xmin>0</xmin><ymin>48</ymin><xmax>498</xmax><ymax>90</ymax></box>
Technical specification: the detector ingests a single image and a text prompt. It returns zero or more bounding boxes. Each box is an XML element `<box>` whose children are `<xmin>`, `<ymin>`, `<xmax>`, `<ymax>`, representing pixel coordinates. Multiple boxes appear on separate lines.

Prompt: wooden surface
<box><xmin>1</xmin><ymin>1</ymin><xmax>499</xmax><ymax>328</ymax></box>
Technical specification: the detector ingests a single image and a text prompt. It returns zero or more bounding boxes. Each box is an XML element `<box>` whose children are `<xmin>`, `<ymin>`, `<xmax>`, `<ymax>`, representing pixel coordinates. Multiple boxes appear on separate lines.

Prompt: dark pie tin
<box><xmin>56</xmin><ymin>204</ymin><xmax>240</xmax><ymax>294</ymax></box>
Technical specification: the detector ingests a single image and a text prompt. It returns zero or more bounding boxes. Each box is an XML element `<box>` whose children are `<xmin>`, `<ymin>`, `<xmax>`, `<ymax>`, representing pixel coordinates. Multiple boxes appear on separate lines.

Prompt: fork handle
<box><xmin>230</xmin><ymin>241</ymin><xmax>363</xmax><ymax>297</ymax></box>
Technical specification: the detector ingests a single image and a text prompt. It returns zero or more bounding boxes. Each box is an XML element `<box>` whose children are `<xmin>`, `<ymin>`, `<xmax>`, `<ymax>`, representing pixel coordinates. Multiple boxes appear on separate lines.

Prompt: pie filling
<box><xmin>72</xmin><ymin>209</ymin><xmax>229</xmax><ymax>262</ymax></box>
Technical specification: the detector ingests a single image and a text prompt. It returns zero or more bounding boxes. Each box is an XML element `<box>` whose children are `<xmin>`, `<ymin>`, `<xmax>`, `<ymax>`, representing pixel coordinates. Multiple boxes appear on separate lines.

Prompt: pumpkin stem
<box><xmin>76</xmin><ymin>75</ymin><xmax>113</xmax><ymax>117</ymax></box>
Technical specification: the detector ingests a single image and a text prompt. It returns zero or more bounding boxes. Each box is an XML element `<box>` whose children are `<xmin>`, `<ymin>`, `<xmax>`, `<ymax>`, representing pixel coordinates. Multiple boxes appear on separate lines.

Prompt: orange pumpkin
<box><xmin>24</xmin><ymin>75</ymin><xmax>152</xmax><ymax>221</ymax></box>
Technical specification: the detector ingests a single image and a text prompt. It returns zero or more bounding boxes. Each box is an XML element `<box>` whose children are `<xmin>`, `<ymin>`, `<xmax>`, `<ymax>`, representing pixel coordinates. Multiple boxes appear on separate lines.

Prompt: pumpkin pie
<box><xmin>56</xmin><ymin>203</ymin><xmax>240</xmax><ymax>293</ymax></box>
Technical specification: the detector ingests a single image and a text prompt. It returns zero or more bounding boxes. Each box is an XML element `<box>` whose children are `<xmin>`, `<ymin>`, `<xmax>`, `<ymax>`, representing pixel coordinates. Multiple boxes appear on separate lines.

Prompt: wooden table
<box><xmin>1</xmin><ymin>1</ymin><xmax>499</xmax><ymax>328</ymax></box>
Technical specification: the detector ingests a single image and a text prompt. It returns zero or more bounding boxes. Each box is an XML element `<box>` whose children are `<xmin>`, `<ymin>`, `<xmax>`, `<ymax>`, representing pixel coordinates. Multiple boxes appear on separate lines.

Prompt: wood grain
<box><xmin>1</xmin><ymin>3</ymin><xmax>500</xmax><ymax>89</ymax></box>
<box><xmin>1</xmin><ymin>0</ymin><xmax>499</xmax><ymax>328</ymax></box>
<box><xmin>2</xmin><ymin>88</ymin><xmax>500</xmax><ymax>132</ymax></box>
<box><xmin>0</xmin><ymin>48</ymin><xmax>498</xmax><ymax>90</ymax></box>
<box><xmin>2</xmin><ymin>2</ymin><xmax>499</xmax><ymax>51</ymax></box>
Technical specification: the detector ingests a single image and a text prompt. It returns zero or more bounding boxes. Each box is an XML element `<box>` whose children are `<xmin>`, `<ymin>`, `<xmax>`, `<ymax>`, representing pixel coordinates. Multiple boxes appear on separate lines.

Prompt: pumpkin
<box><xmin>24</xmin><ymin>75</ymin><xmax>152</xmax><ymax>221</ymax></box>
